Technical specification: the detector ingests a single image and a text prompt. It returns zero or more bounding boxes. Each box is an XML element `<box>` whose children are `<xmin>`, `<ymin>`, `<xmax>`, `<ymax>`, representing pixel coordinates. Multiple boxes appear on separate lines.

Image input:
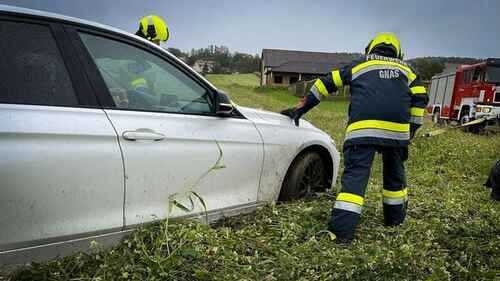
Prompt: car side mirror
<box><xmin>215</xmin><ymin>90</ymin><xmax>234</xmax><ymax>117</ymax></box>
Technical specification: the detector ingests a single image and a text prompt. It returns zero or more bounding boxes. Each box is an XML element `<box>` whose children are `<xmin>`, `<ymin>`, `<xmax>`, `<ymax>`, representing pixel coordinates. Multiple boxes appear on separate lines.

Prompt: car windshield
<box><xmin>486</xmin><ymin>66</ymin><xmax>500</xmax><ymax>83</ymax></box>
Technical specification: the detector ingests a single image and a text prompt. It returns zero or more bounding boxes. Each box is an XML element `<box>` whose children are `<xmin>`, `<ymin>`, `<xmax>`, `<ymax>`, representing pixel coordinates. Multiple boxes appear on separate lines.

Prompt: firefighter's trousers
<box><xmin>328</xmin><ymin>144</ymin><xmax>409</xmax><ymax>241</ymax></box>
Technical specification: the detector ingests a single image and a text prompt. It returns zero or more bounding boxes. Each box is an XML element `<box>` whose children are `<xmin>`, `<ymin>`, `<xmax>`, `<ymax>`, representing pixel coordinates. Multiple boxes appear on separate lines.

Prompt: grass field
<box><xmin>8</xmin><ymin>74</ymin><xmax>500</xmax><ymax>280</ymax></box>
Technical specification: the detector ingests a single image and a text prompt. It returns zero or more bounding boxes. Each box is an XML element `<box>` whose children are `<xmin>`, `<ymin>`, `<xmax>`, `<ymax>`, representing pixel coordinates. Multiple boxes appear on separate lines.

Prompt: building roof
<box><xmin>262</xmin><ymin>49</ymin><xmax>361</xmax><ymax>74</ymax></box>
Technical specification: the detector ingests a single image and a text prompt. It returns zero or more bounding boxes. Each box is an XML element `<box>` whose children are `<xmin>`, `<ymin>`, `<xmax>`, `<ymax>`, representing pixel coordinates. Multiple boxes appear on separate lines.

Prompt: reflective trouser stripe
<box><xmin>334</xmin><ymin>192</ymin><xmax>364</xmax><ymax>214</ymax></box>
<box><xmin>410</xmin><ymin>116</ymin><xmax>424</xmax><ymax>125</ymax></box>
<box><xmin>382</xmin><ymin>188</ymin><xmax>408</xmax><ymax>205</ymax></box>
<box><xmin>334</xmin><ymin>201</ymin><xmax>363</xmax><ymax>214</ymax></box>
<box><xmin>383</xmin><ymin>197</ymin><xmax>406</xmax><ymax>205</ymax></box>
<box><xmin>336</xmin><ymin>192</ymin><xmax>364</xmax><ymax>205</ymax></box>
<box><xmin>383</xmin><ymin>188</ymin><xmax>407</xmax><ymax>198</ymax></box>
<box><xmin>345</xmin><ymin>128</ymin><xmax>410</xmax><ymax>141</ymax></box>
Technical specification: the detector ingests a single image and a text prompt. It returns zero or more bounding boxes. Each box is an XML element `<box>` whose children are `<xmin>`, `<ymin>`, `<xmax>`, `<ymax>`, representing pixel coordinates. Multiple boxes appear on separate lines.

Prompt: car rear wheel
<box><xmin>279</xmin><ymin>152</ymin><xmax>328</xmax><ymax>201</ymax></box>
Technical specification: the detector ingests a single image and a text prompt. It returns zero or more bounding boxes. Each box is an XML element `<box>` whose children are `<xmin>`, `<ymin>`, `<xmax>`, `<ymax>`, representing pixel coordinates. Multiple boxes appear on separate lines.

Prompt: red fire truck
<box><xmin>427</xmin><ymin>58</ymin><xmax>500</xmax><ymax>128</ymax></box>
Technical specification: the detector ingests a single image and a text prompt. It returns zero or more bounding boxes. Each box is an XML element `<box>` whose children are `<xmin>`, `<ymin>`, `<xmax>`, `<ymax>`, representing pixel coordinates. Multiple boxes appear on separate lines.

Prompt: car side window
<box><xmin>79</xmin><ymin>32</ymin><xmax>213</xmax><ymax>114</ymax></box>
<box><xmin>0</xmin><ymin>20</ymin><xmax>78</xmax><ymax>106</ymax></box>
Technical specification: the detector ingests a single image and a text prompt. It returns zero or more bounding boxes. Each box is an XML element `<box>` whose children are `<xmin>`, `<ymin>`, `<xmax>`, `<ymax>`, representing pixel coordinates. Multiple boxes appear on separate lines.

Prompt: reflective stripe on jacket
<box><xmin>309</xmin><ymin>54</ymin><xmax>429</xmax><ymax>147</ymax></box>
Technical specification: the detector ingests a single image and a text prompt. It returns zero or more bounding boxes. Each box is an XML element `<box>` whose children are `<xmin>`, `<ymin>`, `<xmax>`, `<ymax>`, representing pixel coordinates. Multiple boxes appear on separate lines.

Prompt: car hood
<box><xmin>237</xmin><ymin>106</ymin><xmax>321</xmax><ymax>132</ymax></box>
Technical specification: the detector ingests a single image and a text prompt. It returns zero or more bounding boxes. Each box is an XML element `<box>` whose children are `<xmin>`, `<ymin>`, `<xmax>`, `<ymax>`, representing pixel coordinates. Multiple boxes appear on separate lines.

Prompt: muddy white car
<box><xmin>0</xmin><ymin>5</ymin><xmax>339</xmax><ymax>265</ymax></box>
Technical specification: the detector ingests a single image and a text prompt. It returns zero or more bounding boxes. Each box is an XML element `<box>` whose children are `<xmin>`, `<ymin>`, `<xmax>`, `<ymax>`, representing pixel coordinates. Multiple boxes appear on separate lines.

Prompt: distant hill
<box><xmin>167</xmin><ymin>45</ymin><xmax>260</xmax><ymax>74</ymax></box>
<box><xmin>408</xmin><ymin>56</ymin><xmax>482</xmax><ymax>65</ymax></box>
<box><xmin>167</xmin><ymin>45</ymin><xmax>484</xmax><ymax>81</ymax></box>
<box><xmin>407</xmin><ymin>57</ymin><xmax>482</xmax><ymax>80</ymax></box>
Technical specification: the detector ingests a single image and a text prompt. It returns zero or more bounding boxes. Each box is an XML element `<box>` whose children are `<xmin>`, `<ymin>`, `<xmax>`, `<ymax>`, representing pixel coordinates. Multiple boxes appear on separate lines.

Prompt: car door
<box><xmin>75</xmin><ymin>30</ymin><xmax>263</xmax><ymax>226</ymax></box>
<box><xmin>0</xmin><ymin>19</ymin><xmax>124</xmax><ymax>252</ymax></box>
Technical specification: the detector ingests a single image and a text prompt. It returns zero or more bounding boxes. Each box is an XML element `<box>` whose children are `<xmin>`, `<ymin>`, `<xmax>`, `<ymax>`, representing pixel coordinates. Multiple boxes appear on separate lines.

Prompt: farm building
<box><xmin>192</xmin><ymin>59</ymin><xmax>216</xmax><ymax>74</ymax></box>
<box><xmin>260</xmin><ymin>49</ymin><xmax>360</xmax><ymax>86</ymax></box>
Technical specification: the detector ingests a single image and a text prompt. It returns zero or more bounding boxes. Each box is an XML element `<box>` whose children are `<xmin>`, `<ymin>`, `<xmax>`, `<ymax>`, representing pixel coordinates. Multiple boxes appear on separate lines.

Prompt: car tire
<box><xmin>459</xmin><ymin>110</ymin><xmax>484</xmax><ymax>133</ymax></box>
<box><xmin>460</xmin><ymin>111</ymin><xmax>471</xmax><ymax>126</ymax></box>
<box><xmin>279</xmin><ymin>152</ymin><xmax>328</xmax><ymax>201</ymax></box>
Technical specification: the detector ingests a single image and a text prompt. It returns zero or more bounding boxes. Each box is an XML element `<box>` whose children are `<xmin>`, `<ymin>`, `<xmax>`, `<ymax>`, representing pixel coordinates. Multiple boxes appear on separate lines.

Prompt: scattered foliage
<box><xmin>6</xmin><ymin>74</ymin><xmax>500</xmax><ymax>281</ymax></box>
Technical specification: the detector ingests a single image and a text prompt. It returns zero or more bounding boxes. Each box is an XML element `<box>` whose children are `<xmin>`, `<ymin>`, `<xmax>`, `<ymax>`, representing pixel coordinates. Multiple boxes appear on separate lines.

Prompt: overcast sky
<box><xmin>1</xmin><ymin>0</ymin><xmax>499</xmax><ymax>59</ymax></box>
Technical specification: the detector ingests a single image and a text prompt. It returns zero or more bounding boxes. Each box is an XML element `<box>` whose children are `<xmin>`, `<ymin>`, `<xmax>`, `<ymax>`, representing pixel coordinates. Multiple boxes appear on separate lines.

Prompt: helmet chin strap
<box><xmin>372</xmin><ymin>46</ymin><xmax>399</xmax><ymax>58</ymax></box>
<box><xmin>366</xmin><ymin>43</ymin><xmax>402</xmax><ymax>60</ymax></box>
<box><xmin>146</xmin><ymin>24</ymin><xmax>157</xmax><ymax>40</ymax></box>
<box><xmin>145</xmin><ymin>16</ymin><xmax>157</xmax><ymax>40</ymax></box>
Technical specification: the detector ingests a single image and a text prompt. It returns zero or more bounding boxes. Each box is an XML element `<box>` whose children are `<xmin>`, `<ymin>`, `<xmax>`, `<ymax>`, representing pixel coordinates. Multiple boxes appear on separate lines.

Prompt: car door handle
<box><xmin>122</xmin><ymin>129</ymin><xmax>166</xmax><ymax>141</ymax></box>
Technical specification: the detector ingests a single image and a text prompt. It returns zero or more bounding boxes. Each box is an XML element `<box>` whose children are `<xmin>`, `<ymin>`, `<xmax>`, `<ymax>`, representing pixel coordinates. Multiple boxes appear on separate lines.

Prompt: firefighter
<box><xmin>281</xmin><ymin>33</ymin><xmax>429</xmax><ymax>243</ymax></box>
<box><xmin>135</xmin><ymin>15</ymin><xmax>170</xmax><ymax>45</ymax></box>
<box><xmin>121</xmin><ymin>14</ymin><xmax>171</xmax><ymax>107</ymax></box>
<box><xmin>485</xmin><ymin>160</ymin><xmax>500</xmax><ymax>201</ymax></box>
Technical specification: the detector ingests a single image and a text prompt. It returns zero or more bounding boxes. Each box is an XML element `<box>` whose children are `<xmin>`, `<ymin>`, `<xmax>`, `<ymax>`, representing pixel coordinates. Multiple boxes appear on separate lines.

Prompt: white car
<box><xmin>0</xmin><ymin>5</ymin><xmax>339</xmax><ymax>266</ymax></box>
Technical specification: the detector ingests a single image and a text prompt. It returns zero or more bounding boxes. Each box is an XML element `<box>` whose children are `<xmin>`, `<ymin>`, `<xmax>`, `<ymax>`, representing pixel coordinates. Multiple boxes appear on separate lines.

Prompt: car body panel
<box><xmin>0</xmin><ymin>202</ymin><xmax>261</xmax><ymax>269</ymax></box>
<box><xmin>0</xmin><ymin>4</ymin><xmax>340</xmax><ymax>267</ymax></box>
<box><xmin>238</xmin><ymin>107</ymin><xmax>340</xmax><ymax>201</ymax></box>
<box><xmin>104</xmin><ymin>109</ymin><xmax>263</xmax><ymax>226</ymax></box>
<box><xmin>0</xmin><ymin>105</ymin><xmax>124</xmax><ymax>251</ymax></box>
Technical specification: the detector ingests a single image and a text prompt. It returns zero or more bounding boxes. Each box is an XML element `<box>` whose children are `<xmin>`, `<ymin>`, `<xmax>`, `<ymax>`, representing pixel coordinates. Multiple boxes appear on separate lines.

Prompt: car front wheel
<box><xmin>279</xmin><ymin>152</ymin><xmax>328</xmax><ymax>201</ymax></box>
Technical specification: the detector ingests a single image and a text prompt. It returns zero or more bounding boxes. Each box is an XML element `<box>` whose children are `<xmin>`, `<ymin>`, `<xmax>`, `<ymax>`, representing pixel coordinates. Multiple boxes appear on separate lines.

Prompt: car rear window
<box><xmin>0</xmin><ymin>20</ymin><xmax>78</xmax><ymax>106</ymax></box>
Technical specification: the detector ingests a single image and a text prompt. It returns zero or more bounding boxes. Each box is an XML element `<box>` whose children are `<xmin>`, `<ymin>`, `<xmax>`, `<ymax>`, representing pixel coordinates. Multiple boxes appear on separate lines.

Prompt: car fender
<box><xmin>258</xmin><ymin>132</ymin><xmax>340</xmax><ymax>202</ymax></box>
<box><xmin>238</xmin><ymin>106</ymin><xmax>340</xmax><ymax>202</ymax></box>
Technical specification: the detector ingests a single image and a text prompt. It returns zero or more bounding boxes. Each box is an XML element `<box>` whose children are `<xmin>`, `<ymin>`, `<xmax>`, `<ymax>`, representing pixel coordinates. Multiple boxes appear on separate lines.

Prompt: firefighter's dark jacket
<box><xmin>303</xmin><ymin>54</ymin><xmax>429</xmax><ymax>147</ymax></box>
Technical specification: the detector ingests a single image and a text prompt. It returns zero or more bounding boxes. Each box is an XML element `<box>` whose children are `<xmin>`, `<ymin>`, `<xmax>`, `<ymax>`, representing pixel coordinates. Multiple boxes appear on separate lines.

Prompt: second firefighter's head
<box><xmin>135</xmin><ymin>15</ymin><xmax>170</xmax><ymax>45</ymax></box>
<box><xmin>365</xmin><ymin>32</ymin><xmax>403</xmax><ymax>59</ymax></box>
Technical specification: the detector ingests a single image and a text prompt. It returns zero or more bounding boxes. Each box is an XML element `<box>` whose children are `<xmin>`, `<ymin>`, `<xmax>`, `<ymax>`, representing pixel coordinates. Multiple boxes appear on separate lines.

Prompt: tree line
<box><xmin>166</xmin><ymin>45</ymin><xmax>260</xmax><ymax>74</ymax></box>
<box><xmin>407</xmin><ymin>57</ymin><xmax>482</xmax><ymax>81</ymax></box>
<box><xmin>166</xmin><ymin>45</ymin><xmax>482</xmax><ymax>80</ymax></box>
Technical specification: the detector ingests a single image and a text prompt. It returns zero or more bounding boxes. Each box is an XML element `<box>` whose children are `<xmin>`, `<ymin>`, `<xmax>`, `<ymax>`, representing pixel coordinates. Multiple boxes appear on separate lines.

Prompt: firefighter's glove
<box><xmin>409</xmin><ymin>123</ymin><xmax>419</xmax><ymax>141</ymax></box>
<box><xmin>410</xmin><ymin>129</ymin><xmax>416</xmax><ymax>140</ymax></box>
<box><xmin>281</xmin><ymin>92</ymin><xmax>321</xmax><ymax>127</ymax></box>
<box><xmin>280</xmin><ymin>107</ymin><xmax>301</xmax><ymax>126</ymax></box>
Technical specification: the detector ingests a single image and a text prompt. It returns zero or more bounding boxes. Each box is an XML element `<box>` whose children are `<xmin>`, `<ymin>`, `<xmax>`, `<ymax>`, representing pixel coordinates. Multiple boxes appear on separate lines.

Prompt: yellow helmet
<box><xmin>137</xmin><ymin>15</ymin><xmax>170</xmax><ymax>43</ymax></box>
<box><xmin>365</xmin><ymin>32</ymin><xmax>402</xmax><ymax>59</ymax></box>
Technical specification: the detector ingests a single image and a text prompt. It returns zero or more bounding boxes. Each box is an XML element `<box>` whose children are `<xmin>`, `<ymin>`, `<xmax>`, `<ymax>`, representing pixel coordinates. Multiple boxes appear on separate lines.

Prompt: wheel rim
<box><xmin>298</xmin><ymin>158</ymin><xmax>325</xmax><ymax>197</ymax></box>
<box><xmin>433</xmin><ymin>112</ymin><xmax>439</xmax><ymax>124</ymax></box>
<box><xmin>461</xmin><ymin>115</ymin><xmax>470</xmax><ymax>125</ymax></box>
